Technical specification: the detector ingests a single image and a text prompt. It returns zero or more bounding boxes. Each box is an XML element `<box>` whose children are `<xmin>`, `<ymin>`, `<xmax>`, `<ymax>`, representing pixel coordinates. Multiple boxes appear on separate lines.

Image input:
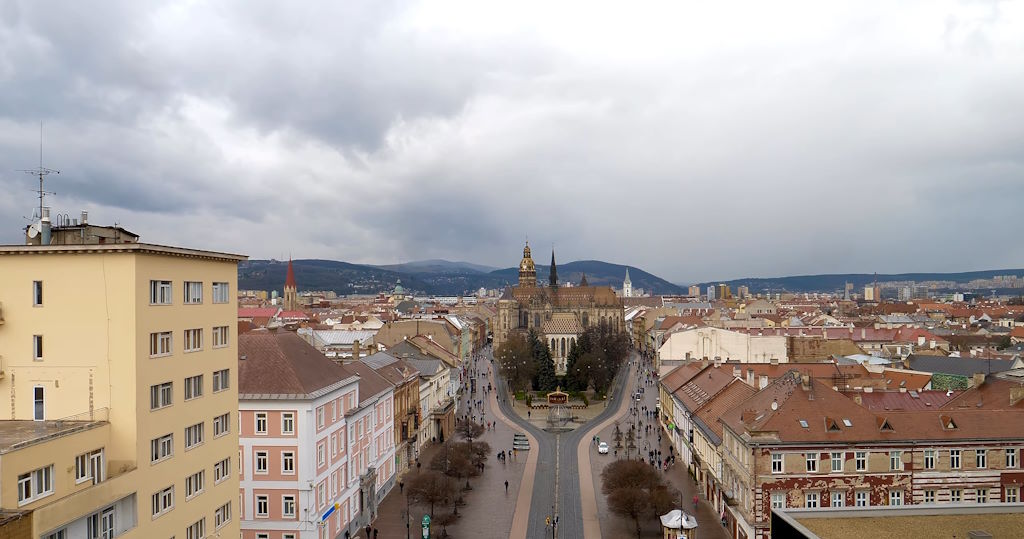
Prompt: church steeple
<box><xmin>549</xmin><ymin>248</ymin><xmax>558</xmax><ymax>288</ymax></box>
<box><xmin>284</xmin><ymin>258</ymin><xmax>298</xmax><ymax>310</ymax></box>
<box><xmin>580</xmin><ymin>272</ymin><xmax>589</xmax><ymax>287</ymax></box>
<box><xmin>622</xmin><ymin>267</ymin><xmax>632</xmax><ymax>298</ymax></box>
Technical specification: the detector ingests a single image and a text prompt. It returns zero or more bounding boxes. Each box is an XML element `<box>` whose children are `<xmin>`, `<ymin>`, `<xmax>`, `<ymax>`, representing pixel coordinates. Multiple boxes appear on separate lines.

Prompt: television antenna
<box><xmin>18</xmin><ymin>122</ymin><xmax>58</xmax><ymax>221</ymax></box>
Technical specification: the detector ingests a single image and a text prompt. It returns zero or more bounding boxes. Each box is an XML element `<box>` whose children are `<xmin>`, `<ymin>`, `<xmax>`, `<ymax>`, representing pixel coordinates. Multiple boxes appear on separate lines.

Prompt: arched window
<box><xmin>561</xmin><ymin>338</ymin><xmax>566</xmax><ymax>357</ymax></box>
<box><xmin>534</xmin><ymin>313</ymin><xmax>541</xmax><ymax>327</ymax></box>
<box><xmin>551</xmin><ymin>338</ymin><xmax>556</xmax><ymax>351</ymax></box>
<box><xmin>582</xmin><ymin>312</ymin><xmax>589</xmax><ymax>327</ymax></box>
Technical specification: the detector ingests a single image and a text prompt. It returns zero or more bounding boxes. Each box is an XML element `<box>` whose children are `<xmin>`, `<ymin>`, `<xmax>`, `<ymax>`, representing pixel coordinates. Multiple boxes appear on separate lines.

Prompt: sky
<box><xmin>1</xmin><ymin>0</ymin><xmax>1023</xmax><ymax>283</ymax></box>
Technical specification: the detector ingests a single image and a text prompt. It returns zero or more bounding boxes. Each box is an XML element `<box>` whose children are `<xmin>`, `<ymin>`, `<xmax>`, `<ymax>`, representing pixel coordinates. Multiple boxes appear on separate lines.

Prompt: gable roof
<box><xmin>338</xmin><ymin>361</ymin><xmax>395</xmax><ymax>407</ymax></box>
<box><xmin>238</xmin><ymin>330</ymin><xmax>356</xmax><ymax>398</ymax></box>
<box><xmin>674</xmin><ymin>364</ymin><xmax>735</xmax><ymax>412</ymax></box>
<box><xmin>693</xmin><ymin>379</ymin><xmax>756</xmax><ymax>444</ymax></box>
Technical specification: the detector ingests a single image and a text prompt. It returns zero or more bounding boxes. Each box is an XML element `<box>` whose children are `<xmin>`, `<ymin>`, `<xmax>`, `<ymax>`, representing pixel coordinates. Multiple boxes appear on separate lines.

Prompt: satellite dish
<box><xmin>27</xmin><ymin>222</ymin><xmax>40</xmax><ymax>238</ymax></box>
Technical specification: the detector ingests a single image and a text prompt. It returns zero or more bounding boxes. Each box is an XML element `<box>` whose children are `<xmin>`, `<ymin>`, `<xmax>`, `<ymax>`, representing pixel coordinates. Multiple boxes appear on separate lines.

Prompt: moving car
<box><xmin>598</xmin><ymin>441</ymin><xmax>609</xmax><ymax>454</ymax></box>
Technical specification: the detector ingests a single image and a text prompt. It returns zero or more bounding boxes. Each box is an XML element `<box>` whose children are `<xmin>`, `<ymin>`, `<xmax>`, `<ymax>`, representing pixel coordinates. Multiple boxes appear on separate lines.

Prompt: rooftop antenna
<box><xmin>18</xmin><ymin>122</ymin><xmax>58</xmax><ymax>221</ymax></box>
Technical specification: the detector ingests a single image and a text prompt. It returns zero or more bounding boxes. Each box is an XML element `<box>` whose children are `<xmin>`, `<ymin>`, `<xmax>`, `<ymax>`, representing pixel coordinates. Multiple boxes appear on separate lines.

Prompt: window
<box><xmin>318</xmin><ymin>482</ymin><xmax>326</xmax><ymax>508</ymax></box>
<box><xmin>33</xmin><ymin>335</ymin><xmax>43</xmax><ymax>360</ymax></box>
<box><xmin>33</xmin><ymin>280</ymin><xmax>43</xmax><ymax>306</ymax></box>
<box><xmin>977</xmin><ymin>488</ymin><xmax>988</xmax><ymax>503</ymax></box>
<box><xmin>855</xmin><ymin>491</ymin><xmax>868</xmax><ymax>507</ymax></box>
<box><xmin>212</xmin><ymin>282</ymin><xmax>230</xmax><ymax>303</ymax></box>
<box><xmin>951</xmin><ymin>489</ymin><xmax>962</xmax><ymax>502</ymax></box>
<box><xmin>282</xmin><ymin>451</ymin><xmax>295</xmax><ymax>474</ymax></box>
<box><xmin>855</xmin><ymin>451</ymin><xmax>867</xmax><ymax>471</ymax></box>
<box><xmin>212</xmin><ymin>325</ymin><xmax>229</xmax><ymax>348</ymax></box>
<box><xmin>831</xmin><ymin>452</ymin><xmax>843</xmax><ymax>472</ymax></box>
<box><xmin>150</xmin><ymin>382</ymin><xmax>173</xmax><ymax>410</ymax></box>
<box><xmin>213</xmin><ymin>413</ymin><xmax>230</xmax><ymax>438</ymax></box>
<box><xmin>214</xmin><ymin>457</ymin><xmax>230</xmax><ymax>484</ymax></box>
<box><xmin>184</xmin><ymin>328</ymin><xmax>203</xmax><ymax>352</ymax></box>
<box><xmin>255</xmin><ymin>412</ymin><xmax>268</xmax><ymax>434</ymax></box>
<box><xmin>87</xmin><ymin>507</ymin><xmax>115</xmax><ymax>539</ymax></box>
<box><xmin>976</xmin><ymin>449</ymin><xmax>987</xmax><ymax>469</ymax></box>
<box><xmin>151</xmin><ymin>486</ymin><xmax>174</xmax><ymax>517</ymax></box>
<box><xmin>33</xmin><ymin>386</ymin><xmax>45</xmax><ymax>421</ymax></box>
<box><xmin>75</xmin><ymin>449</ymin><xmax>103</xmax><ymax>484</ymax></box>
<box><xmin>185</xmin><ymin>422</ymin><xmax>204</xmax><ymax>450</ymax></box>
<box><xmin>924</xmin><ymin>490</ymin><xmax>935</xmax><ymax>503</ymax></box>
<box><xmin>255</xmin><ymin>495</ymin><xmax>269</xmax><ymax>517</ymax></box>
<box><xmin>185</xmin><ymin>375</ymin><xmax>203</xmax><ymax>400</ymax></box>
<box><xmin>1006</xmin><ymin>486</ymin><xmax>1019</xmax><ymax>503</ymax></box>
<box><xmin>889</xmin><ymin>451</ymin><xmax>902</xmax><ymax>471</ymax></box>
<box><xmin>255</xmin><ymin>451</ymin><xmax>268</xmax><ymax>474</ymax></box>
<box><xmin>1007</xmin><ymin>448</ymin><xmax>1018</xmax><ymax>469</ymax></box>
<box><xmin>151</xmin><ymin>433</ymin><xmax>173</xmax><ymax>463</ymax></box>
<box><xmin>150</xmin><ymin>280</ymin><xmax>172</xmax><ymax>304</ymax></box>
<box><xmin>215</xmin><ymin>502</ymin><xmax>231</xmax><ymax>529</ymax></box>
<box><xmin>282</xmin><ymin>412</ymin><xmax>295</xmax><ymax>434</ymax></box>
<box><xmin>184</xmin><ymin>281</ymin><xmax>203</xmax><ymax>304</ymax></box>
<box><xmin>17</xmin><ymin>465</ymin><xmax>54</xmax><ymax>505</ymax></box>
<box><xmin>950</xmin><ymin>449</ymin><xmax>961</xmax><ymax>469</ymax></box>
<box><xmin>150</xmin><ymin>331</ymin><xmax>172</xmax><ymax>357</ymax></box>
<box><xmin>831</xmin><ymin>491</ymin><xmax>844</xmax><ymax>507</ymax></box>
<box><xmin>212</xmin><ymin>369</ymin><xmax>230</xmax><ymax>392</ymax></box>
<box><xmin>186</xmin><ymin>518</ymin><xmax>205</xmax><ymax>539</ymax></box>
<box><xmin>924</xmin><ymin>449</ymin><xmax>936</xmax><ymax>470</ymax></box>
<box><xmin>185</xmin><ymin>470</ymin><xmax>205</xmax><ymax>499</ymax></box>
<box><xmin>318</xmin><ymin>442</ymin><xmax>326</xmax><ymax>467</ymax></box>
<box><xmin>43</xmin><ymin>529</ymin><xmax>66</xmax><ymax>539</ymax></box>
<box><xmin>770</xmin><ymin>492</ymin><xmax>785</xmax><ymax>509</ymax></box>
<box><xmin>805</xmin><ymin>492</ymin><xmax>819</xmax><ymax>508</ymax></box>
<box><xmin>889</xmin><ymin>490</ymin><xmax>903</xmax><ymax>506</ymax></box>
<box><xmin>282</xmin><ymin>495</ymin><xmax>296</xmax><ymax>518</ymax></box>
<box><xmin>805</xmin><ymin>453</ymin><xmax>817</xmax><ymax>473</ymax></box>
<box><xmin>317</xmin><ymin>406</ymin><xmax>325</xmax><ymax>429</ymax></box>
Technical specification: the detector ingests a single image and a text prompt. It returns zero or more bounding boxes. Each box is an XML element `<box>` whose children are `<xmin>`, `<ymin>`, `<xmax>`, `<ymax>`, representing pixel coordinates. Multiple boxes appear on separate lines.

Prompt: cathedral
<box><xmin>496</xmin><ymin>243</ymin><xmax>625</xmax><ymax>375</ymax></box>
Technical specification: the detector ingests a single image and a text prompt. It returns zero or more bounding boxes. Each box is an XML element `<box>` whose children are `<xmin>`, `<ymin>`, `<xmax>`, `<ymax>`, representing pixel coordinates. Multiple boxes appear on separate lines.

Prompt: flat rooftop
<box><xmin>0</xmin><ymin>419</ymin><xmax>107</xmax><ymax>454</ymax></box>
<box><xmin>776</xmin><ymin>504</ymin><xmax>1024</xmax><ymax>539</ymax></box>
<box><xmin>0</xmin><ymin>242</ymin><xmax>247</xmax><ymax>261</ymax></box>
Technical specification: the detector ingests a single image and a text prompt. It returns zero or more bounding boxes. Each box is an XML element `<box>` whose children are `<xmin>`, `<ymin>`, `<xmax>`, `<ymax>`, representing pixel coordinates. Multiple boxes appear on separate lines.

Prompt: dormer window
<box><xmin>825</xmin><ymin>417</ymin><xmax>840</xmax><ymax>432</ymax></box>
<box><xmin>799</xmin><ymin>419</ymin><xmax>809</xmax><ymax>428</ymax></box>
<box><xmin>842</xmin><ymin>419</ymin><xmax>853</xmax><ymax>427</ymax></box>
<box><xmin>879</xmin><ymin>418</ymin><xmax>894</xmax><ymax>432</ymax></box>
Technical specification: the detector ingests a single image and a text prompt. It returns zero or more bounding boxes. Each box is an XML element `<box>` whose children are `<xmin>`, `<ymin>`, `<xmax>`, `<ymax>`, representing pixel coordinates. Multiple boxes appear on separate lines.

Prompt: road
<box><xmin>488</xmin><ymin>346</ymin><xmax>633</xmax><ymax>538</ymax></box>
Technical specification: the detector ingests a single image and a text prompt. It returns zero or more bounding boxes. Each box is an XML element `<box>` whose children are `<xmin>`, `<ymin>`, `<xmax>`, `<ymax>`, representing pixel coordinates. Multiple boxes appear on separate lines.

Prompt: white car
<box><xmin>598</xmin><ymin>442</ymin><xmax>609</xmax><ymax>454</ymax></box>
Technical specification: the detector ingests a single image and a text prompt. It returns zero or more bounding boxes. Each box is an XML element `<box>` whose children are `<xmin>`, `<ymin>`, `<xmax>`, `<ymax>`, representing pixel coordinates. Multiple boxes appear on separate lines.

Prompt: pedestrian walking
<box><xmin>399</xmin><ymin>480</ymin><xmax>404</xmax><ymax>493</ymax></box>
<box><xmin>505</xmin><ymin>480</ymin><xmax>509</xmax><ymax>493</ymax></box>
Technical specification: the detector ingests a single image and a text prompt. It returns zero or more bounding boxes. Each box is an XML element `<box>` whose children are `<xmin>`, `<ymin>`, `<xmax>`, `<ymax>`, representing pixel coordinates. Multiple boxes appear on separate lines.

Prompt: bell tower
<box><xmin>283</xmin><ymin>258</ymin><xmax>298</xmax><ymax>310</ymax></box>
<box><xmin>518</xmin><ymin>242</ymin><xmax>536</xmax><ymax>288</ymax></box>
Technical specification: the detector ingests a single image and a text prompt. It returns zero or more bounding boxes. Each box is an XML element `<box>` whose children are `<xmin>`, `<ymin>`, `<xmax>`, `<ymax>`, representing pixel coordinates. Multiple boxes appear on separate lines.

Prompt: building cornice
<box><xmin>0</xmin><ymin>242</ymin><xmax>248</xmax><ymax>262</ymax></box>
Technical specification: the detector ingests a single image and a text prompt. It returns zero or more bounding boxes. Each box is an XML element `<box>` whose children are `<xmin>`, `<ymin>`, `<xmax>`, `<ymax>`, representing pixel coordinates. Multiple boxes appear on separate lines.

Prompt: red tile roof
<box><xmin>239</xmin><ymin>307</ymin><xmax>281</xmax><ymax>318</ymax></box>
<box><xmin>238</xmin><ymin>331</ymin><xmax>354</xmax><ymax>396</ymax></box>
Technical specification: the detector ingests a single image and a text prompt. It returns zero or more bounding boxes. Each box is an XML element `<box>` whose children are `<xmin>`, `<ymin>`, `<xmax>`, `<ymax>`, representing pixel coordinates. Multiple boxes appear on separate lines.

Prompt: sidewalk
<box><xmin>368</xmin><ymin>352</ymin><xmax>528</xmax><ymax>538</ymax></box>
<box><xmin>588</xmin><ymin>359</ymin><xmax>729</xmax><ymax>539</ymax></box>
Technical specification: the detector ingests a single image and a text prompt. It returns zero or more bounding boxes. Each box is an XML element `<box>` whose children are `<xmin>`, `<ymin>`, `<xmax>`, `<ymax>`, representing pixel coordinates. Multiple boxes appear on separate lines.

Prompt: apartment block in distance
<box><xmin>239</xmin><ymin>330</ymin><xmax>397</xmax><ymax>539</ymax></box>
<box><xmin>0</xmin><ymin>219</ymin><xmax>245</xmax><ymax>539</ymax></box>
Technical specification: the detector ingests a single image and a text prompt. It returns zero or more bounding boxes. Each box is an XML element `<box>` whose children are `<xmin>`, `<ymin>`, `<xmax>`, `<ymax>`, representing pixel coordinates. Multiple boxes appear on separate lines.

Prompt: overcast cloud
<box><xmin>1</xmin><ymin>0</ymin><xmax>1022</xmax><ymax>282</ymax></box>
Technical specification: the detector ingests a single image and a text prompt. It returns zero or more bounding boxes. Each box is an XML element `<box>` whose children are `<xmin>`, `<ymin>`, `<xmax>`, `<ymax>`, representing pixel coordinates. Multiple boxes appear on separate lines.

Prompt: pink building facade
<box><xmin>238</xmin><ymin>331</ymin><xmax>396</xmax><ymax>539</ymax></box>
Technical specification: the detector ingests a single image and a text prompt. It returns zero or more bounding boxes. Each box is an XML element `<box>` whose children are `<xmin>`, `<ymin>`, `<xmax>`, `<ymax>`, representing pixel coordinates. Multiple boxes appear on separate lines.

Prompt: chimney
<box><xmin>853</xmin><ymin>394</ymin><xmax>863</xmax><ymax>406</ymax></box>
<box><xmin>801</xmin><ymin>374</ymin><xmax>811</xmax><ymax>389</ymax></box>
<box><xmin>81</xmin><ymin>210</ymin><xmax>88</xmax><ymax>224</ymax></box>
<box><xmin>41</xmin><ymin>206</ymin><xmax>51</xmax><ymax>245</ymax></box>
<box><xmin>733</xmin><ymin>366</ymin><xmax>741</xmax><ymax>378</ymax></box>
<box><xmin>759</xmin><ymin>375</ymin><xmax>769</xmax><ymax>390</ymax></box>
<box><xmin>861</xmin><ymin>328</ymin><xmax>866</xmax><ymax>339</ymax></box>
<box><xmin>747</xmin><ymin>368</ymin><xmax>755</xmax><ymax>386</ymax></box>
<box><xmin>352</xmin><ymin>339</ymin><xmax>361</xmax><ymax>361</ymax></box>
<box><xmin>770</xmin><ymin>357</ymin><xmax>779</xmax><ymax>366</ymax></box>
<box><xmin>972</xmin><ymin>373</ymin><xmax>985</xmax><ymax>388</ymax></box>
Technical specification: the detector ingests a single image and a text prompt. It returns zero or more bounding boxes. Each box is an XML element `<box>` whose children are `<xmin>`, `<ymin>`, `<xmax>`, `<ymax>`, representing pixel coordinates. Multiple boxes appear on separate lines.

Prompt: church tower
<box><xmin>283</xmin><ymin>258</ymin><xmax>298</xmax><ymax>310</ymax></box>
<box><xmin>518</xmin><ymin>242</ymin><xmax>537</xmax><ymax>288</ymax></box>
<box><xmin>622</xmin><ymin>268</ymin><xmax>632</xmax><ymax>298</ymax></box>
<box><xmin>549</xmin><ymin>248</ymin><xmax>559</xmax><ymax>289</ymax></box>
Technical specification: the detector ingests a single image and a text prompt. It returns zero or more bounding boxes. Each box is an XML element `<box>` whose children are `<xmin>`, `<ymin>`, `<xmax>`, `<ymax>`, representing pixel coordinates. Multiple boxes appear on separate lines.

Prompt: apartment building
<box><xmin>238</xmin><ymin>331</ymin><xmax>396</xmax><ymax>539</ymax></box>
<box><xmin>359</xmin><ymin>352</ymin><xmax>421</xmax><ymax>477</ymax></box>
<box><xmin>0</xmin><ymin>238</ymin><xmax>244</xmax><ymax>539</ymax></box>
<box><xmin>717</xmin><ymin>371</ymin><xmax>1024</xmax><ymax>539</ymax></box>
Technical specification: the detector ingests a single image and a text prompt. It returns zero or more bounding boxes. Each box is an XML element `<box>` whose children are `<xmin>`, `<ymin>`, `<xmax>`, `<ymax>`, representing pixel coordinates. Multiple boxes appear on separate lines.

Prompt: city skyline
<box><xmin>2</xmin><ymin>1</ymin><xmax>1023</xmax><ymax>282</ymax></box>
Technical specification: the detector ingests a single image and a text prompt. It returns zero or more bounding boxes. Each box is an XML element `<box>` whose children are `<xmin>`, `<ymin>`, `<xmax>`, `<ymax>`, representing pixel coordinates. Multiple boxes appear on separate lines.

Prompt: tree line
<box><xmin>495</xmin><ymin>324</ymin><xmax>629</xmax><ymax>394</ymax></box>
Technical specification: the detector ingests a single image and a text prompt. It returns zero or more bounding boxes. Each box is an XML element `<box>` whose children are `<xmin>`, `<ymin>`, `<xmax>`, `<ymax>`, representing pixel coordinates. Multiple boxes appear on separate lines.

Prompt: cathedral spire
<box><xmin>580</xmin><ymin>272</ymin><xmax>588</xmax><ymax>287</ymax></box>
<box><xmin>549</xmin><ymin>248</ymin><xmax>558</xmax><ymax>288</ymax></box>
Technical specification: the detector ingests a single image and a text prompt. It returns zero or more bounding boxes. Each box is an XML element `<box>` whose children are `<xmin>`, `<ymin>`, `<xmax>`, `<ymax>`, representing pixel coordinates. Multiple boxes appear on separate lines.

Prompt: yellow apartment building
<box><xmin>0</xmin><ymin>238</ymin><xmax>245</xmax><ymax>539</ymax></box>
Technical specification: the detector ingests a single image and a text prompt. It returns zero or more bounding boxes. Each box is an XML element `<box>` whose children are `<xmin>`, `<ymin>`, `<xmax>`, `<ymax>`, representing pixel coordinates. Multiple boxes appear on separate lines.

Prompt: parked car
<box><xmin>598</xmin><ymin>442</ymin><xmax>609</xmax><ymax>454</ymax></box>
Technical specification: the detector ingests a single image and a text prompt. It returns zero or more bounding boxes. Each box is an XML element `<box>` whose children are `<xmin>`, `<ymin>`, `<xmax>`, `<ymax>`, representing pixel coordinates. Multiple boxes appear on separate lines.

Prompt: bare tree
<box><xmin>601</xmin><ymin>459</ymin><xmax>672</xmax><ymax>538</ymax></box>
<box><xmin>407</xmin><ymin>470</ymin><xmax>453</xmax><ymax>517</ymax></box>
<box><xmin>455</xmin><ymin>419</ymin><xmax>485</xmax><ymax>452</ymax></box>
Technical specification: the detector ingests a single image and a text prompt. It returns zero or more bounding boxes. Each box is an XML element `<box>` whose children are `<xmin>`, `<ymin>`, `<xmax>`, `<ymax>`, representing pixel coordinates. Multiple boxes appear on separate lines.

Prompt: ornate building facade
<box><xmin>496</xmin><ymin>243</ymin><xmax>625</xmax><ymax>375</ymax></box>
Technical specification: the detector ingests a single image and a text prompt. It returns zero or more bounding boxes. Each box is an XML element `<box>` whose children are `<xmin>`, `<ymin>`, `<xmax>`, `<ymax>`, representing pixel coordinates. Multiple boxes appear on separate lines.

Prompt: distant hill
<box><xmin>373</xmin><ymin>259</ymin><xmax>498</xmax><ymax>274</ymax></box>
<box><xmin>692</xmin><ymin>269</ymin><xmax>1024</xmax><ymax>294</ymax></box>
<box><xmin>238</xmin><ymin>258</ymin><xmax>683</xmax><ymax>296</ymax></box>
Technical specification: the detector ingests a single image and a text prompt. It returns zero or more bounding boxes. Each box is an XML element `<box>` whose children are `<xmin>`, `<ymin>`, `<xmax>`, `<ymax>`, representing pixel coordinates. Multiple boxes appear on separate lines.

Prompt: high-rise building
<box><xmin>688</xmin><ymin>285</ymin><xmax>702</xmax><ymax>297</ymax></box>
<box><xmin>707</xmin><ymin>285</ymin><xmax>716</xmax><ymax>301</ymax></box>
<box><xmin>717</xmin><ymin>283</ymin><xmax>732</xmax><ymax>300</ymax></box>
<box><xmin>0</xmin><ymin>228</ymin><xmax>245</xmax><ymax>538</ymax></box>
